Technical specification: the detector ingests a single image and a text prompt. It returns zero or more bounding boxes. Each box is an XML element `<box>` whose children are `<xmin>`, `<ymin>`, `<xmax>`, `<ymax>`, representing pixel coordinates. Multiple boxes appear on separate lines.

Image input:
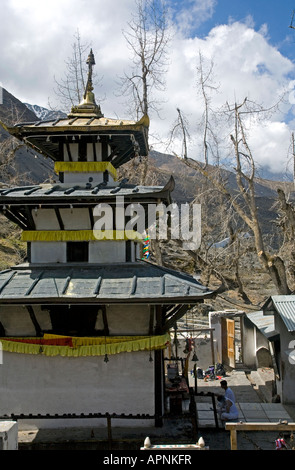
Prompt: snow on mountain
<box><xmin>24</xmin><ymin>103</ymin><xmax>67</xmax><ymax>121</ymax></box>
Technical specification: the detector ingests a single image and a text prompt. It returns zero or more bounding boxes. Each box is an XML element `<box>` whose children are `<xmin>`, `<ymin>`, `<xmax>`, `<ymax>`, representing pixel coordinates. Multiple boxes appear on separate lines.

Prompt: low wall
<box><xmin>0</xmin><ymin>350</ymin><xmax>155</xmax><ymax>429</ymax></box>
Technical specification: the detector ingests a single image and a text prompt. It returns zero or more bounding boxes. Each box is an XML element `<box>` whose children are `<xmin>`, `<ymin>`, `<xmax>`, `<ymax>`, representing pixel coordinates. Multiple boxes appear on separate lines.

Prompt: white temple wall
<box><xmin>59</xmin><ymin>208</ymin><xmax>92</xmax><ymax>229</ymax></box>
<box><xmin>0</xmin><ymin>306</ymin><xmax>36</xmax><ymax>336</ymax></box>
<box><xmin>32</xmin><ymin>209</ymin><xmax>60</xmax><ymax>230</ymax></box>
<box><xmin>86</xmin><ymin>142</ymin><xmax>103</xmax><ymax>161</ymax></box>
<box><xmin>63</xmin><ymin>143</ymin><xmax>79</xmax><ymax>161</ymax></box>
<box><xmin>63</xmin><ymin>172</ymin><xmax>116</xmax><ymax>184</ymax></box>
<box><xmin>0</xmin><ymin>350</ymin><xmax>155</xmax><ymax>428</ymax></box>
<box><xmin>30</xmin><ymin>240</ymin><xmax>137</xmax><ymax>263</ymax></box>
<box><xmin>31</xmin><ymin>242</ymin><xmax>67</xmax><ymax>263</ymax></box>
<box><xmin>89</xmin><ymin>241</ymin><xmax>126</xmax><ymax>263</ymax></box>
<box><xmin>107</xmin><ymin>304</ymin><xmax>151</xmax><ymax>335</ymax></box>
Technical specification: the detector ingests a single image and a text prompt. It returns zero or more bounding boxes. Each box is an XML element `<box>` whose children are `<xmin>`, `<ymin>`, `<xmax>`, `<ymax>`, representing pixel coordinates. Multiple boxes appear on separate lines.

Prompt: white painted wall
<box><xmin>275</xmin><ymin>315</ymin><xmax>295</xmax><ymax>404</ymax></box>
<box><xmin>63</xmin><ymin>172</ymin><xmax>115</xmax><ymax>184</ymax></box>
<box><xmin>242</xmin><ymin>315</ymin><xmax>257</xmax><ymax>369</ymax></box>
<box><xmin>0</xmin><ymin>422</ymin><xmax>18</xmax><ymax>450</ymax></box>
<box><xmin>0</xmin><ymin>306</ymin><xmax>36</xmax><ymax>336</ymax></box>
<box><xmin>107</xmin><ymin>304</ymin><xmax>151</xmax><ymax>335</ymax></box>
<box><xmin>59</xmin><ymin>208</ymin><xmax>92</xmax><ymax>230</ymax></box>
<box><xmin>31</xmin><ymin>242</ymin><xmax>67</xmax><ymax>263</ymax></box>
<box><xmin>0</xmin><ymin>350</ymin><xmax>155</xmax><ymax>428</ymax></box>
<box><xmin>63</xmin><ymin>143</ymin><xmax>79</xmax><ymax>161</ymax></box>
<box><xmin>29</xmin><ymin>240</ymin><xmax>139</xmax><ymax>263</ymax></box>
<box><xmin>89</xmin><ymin>241</ymin><xmax>126</xmax><ymax>263</ymax></box>
<box><xmin>32</xmin><ymin>209</ymin><xmax>60</xmax><ymax>230</ymax></box>
<box><xmin>209</xmin><ymin>312</ymin><xmax>223</xmax><ymax>364</ymax></box>
<box><xmin>86</xmin><ymin>143</ymin><xmax>102</xmax><ymax>161</ymax></box>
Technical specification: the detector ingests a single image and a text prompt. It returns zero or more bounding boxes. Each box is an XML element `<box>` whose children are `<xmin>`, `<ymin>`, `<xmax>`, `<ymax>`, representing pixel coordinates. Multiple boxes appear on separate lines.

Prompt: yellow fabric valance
<box><xmin>21</xmin><ymin>230</ymin><xmax>143</xmax><ymax>242</ymax></box>
<box><xmin>0</xmin><ymin>334</ymin><xmax>170</xmax><ymax>357</ymax></box>
<box><xmin>54</xmin><ymin>161</ymin><xmax>117</xmax><ymax>180</ymax></box>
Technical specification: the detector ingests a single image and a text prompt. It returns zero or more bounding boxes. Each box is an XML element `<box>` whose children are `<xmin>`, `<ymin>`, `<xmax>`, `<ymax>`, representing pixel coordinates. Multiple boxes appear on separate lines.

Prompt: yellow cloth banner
<box><xmin>54</xmin><ymin>161</ymin><xmax>117</xmax><ymax>180</ymax></box>
<box><xmin>0</xmin><ymin>334</ymin><xmax>170</xmax><ymax>357</ymax></box>
<box><xmin>21</xmin><ymin>230</ymin><xmax>143</xmax><ymax>242</ymax></box>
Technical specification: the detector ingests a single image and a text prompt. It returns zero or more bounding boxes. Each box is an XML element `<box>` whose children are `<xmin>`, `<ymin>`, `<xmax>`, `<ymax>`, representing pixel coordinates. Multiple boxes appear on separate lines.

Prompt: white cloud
<box><xmin>0</xmin><ymin>1</ymin><xmax>295</xmax><ymax>175</ymax></box>
<box><xmin>0</xmin><ymin>0</ymin><xmax>134</xmax><ymax>109</ymax></box>
<box><xmin>170</xmin><ymin>0</ymin><xmax>217</xmax><ymax>36</ymax></box>
<box><xmin>248</xmin><ymin>121</ymin><xmax>292</xmax><ymax>174</ymax></box>
<box><xmin>158</xmin><ymin>21</ymin><xmax>295</xmax><ymax>174</ymax></box>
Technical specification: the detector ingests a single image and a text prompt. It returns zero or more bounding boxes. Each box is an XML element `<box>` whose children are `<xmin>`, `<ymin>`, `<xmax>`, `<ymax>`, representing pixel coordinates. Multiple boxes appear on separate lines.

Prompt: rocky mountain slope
<box><xmin>24</xmin><ymin>103</ymin><xmax>66</xmax><ymax>122</ymax></box>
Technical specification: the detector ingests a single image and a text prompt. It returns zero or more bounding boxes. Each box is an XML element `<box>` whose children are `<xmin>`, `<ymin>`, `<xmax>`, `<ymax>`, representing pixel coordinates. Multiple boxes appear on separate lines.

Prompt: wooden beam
<box><xmin>148</xmin><ymin>307</ymin><xmax>154</xmax><ymax>335</ymax></box>
<box><xmin>154</xmin><ymin>349</ymin><xmax>163</xmax><ymax>427</ymax></box>
<box><xmin>155</xmin><ymin>305</ymin><xmax>163</xmax><ymax>334</ymax></box>
<box><xmin>164</xmin><ymin>305</ymin><xmax>189</xmax><ymax>332</ymax></box>
<box><xmin>2</xmin><ymin>209</ymin><xmax>28</xmax><ymax>230</ymax></box>
<box><xmin>54</xmin><ymin>208</ymin><xmax>64</xmax><ymax>230</ymax></box>
<box><xmin>225</xmin><ymin>422</ymin><xmax>295</xmax><ymax>450</ymax></box>
<box><xmin>65</xmin><ymin>141</ymin><xmax>72</xmax><ymax>161</ymax></box>
<box><xmin>226</xmin><ymin>422</ymin><xmax>295</xmax><ymax>431</ymax></box>
<box><xmin>102</xmin><ymin>306</ymin><xmax>109</xmax><ymax>336</ymax></box>
<box><xmin>26</xmin><ymin>305</ymin><xmax>42</xmax><ymax>337</ymax></box>
<box><xmin>92</xmin><ymin>142</ymin><xmax>97</xmax><ymax>162</ymax></box>
<box><xmin>24</xmin><ymin>206</ymin><xmax>36</xmax><ymax>230</ymax></box>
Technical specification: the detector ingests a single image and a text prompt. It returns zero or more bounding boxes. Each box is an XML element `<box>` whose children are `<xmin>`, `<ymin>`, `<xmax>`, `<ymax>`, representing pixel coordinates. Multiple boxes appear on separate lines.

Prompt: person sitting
<box><xmin>216</xmin><ymin>380</ymin><xmax>239</xmax><ymax>422</ymax></box>
<box><xmin>220</xmin><ymin>379</ymin><xmax>236</xmax><ymax>404</ymax></box>
<box><xmin>219</xmin><ymin>396</ymin><xmax>239</xmax><ymax>422</ymax></box>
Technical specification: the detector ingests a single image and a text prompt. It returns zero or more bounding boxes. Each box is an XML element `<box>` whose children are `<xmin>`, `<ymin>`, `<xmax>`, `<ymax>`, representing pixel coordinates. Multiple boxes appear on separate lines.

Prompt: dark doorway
<box><xmin>67</xmin><ymin>242</ymin><xmax>88</xmax><ymax>262</ymax></box>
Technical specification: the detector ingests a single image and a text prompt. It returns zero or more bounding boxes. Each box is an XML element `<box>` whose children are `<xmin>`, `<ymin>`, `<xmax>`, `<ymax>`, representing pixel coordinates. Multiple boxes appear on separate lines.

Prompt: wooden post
<box><xmin>210</xmin><ymin>329</ymin><xmax>215</xmax><ymax>366</ymax></box>
<box><xmin>155</xmin><ymin>305</ymin><xmax>164</xmax><ymax>427</ymax></box>
<box><xmin>230</xmin><ymin>429</ymin><xmax>238</xmax><ymax>450</ymax></box>
<box><xmin>193</xmin><ymin>363</ymin><xmax>198</xmax><ymax>395</ymax></box>
<box><xmin>106</xmin><ymin>414</ymin><xmax>112</xmax><ymax>449</ymax></box>
<box><xmin>210</xmin><ymin>393</ymin><xmax>219</xmax><ymax>429</ymax></box>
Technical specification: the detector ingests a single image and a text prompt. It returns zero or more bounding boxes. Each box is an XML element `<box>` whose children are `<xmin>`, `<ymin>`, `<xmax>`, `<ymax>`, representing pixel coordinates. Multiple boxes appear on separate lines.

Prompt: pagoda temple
<box><xmin>0</xmin><ymin>50</ymin><xmax>213</xmax><ymax>430</ymax></box>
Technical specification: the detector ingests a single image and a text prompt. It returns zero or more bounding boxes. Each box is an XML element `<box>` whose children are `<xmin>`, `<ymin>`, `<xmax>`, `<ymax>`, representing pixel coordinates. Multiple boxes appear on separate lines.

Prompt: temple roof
<box><xmin>1</xmin><ymin>115</ymin><xmax>149</xmax><ymax>167</ymax></box>
<box><xmin>0</xmin><ymin>176</ymin><xmax>174</xmax><ymax>205</ymax></box>
<box><xmin>0</xmin><ymin>261</ymin><xmax>213</xmax><ymax>305</ymax></box>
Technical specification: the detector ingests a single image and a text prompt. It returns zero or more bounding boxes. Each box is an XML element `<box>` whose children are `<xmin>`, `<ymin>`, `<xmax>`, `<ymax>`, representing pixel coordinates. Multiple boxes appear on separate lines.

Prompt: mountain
<box><xmin>0</xmin><ymin>88</ymin><xmax>38</xmax><ymax>125</ymax></box>
<box><xmin>24</xmin><ymin>103</ymin><xmax>67</xmax><ymax>122</ymax></box>
<box><xmin>0</xmin><ymin>89</ymin><xmax>55</xmax><ymax>185</ymax></box>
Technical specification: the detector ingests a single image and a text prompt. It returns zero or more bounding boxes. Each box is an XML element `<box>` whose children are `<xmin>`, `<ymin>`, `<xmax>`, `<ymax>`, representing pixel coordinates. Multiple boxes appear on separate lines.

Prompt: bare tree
<box><xmin>180</xmin><ymin>96</ymin><xmax>293</xmax><ymax>296</ymax></box>
<box><xmin>52</xmin><ymin>30</ymin><xmax>102</xmax><ymax>112</ymax></box>
<box><xmin>119</xmin><ymin>0</ymin><xmax>170</xmax><ymax>121</ymax></box>
<box><xmin>118</xmin><ymin>0</ymin><xmax>170</xmax><ymax>189</ymax></box>
<box><xmin>0</xmin><ymin>102</ymin><xmax>35</xmax><ymax>184</ymax></box>
<box><xmin>167</xmin><ymin>108</ymin><xmax>190</xmax><ymax>160</ymax></box>
<box><xmin>196</xmin><ymin>51</ymin><xmax>220</xmax><ymax>167</ymax></box>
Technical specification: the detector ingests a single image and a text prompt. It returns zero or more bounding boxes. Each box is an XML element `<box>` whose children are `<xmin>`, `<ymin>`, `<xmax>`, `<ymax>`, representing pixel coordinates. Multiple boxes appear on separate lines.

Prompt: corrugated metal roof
<box><xmin>246</xmin><ymin>311</ymin><xmax>277</xmax><ymax>339</ymax></box>
<box><xmin>270</xmin><ymin>296</ymin><xmax>295</xmax><ymax>332</ymax></box>
<box><xmin>0</xmin><ymin>261</ymin><xmax>213</xmax><ymax>305</ymax></box>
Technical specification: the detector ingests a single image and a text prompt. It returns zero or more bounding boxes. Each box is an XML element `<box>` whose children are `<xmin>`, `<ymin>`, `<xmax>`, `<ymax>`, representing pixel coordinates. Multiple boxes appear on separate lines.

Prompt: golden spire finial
<box><xmin>84</xmin><ymin>49</ymin><xmax>95</xmax><ymax>98</ymax></box>
<box><xmin>68</xmin><ymin>48</ymin><xmax>103</xmax><ymax>118</ymax></box>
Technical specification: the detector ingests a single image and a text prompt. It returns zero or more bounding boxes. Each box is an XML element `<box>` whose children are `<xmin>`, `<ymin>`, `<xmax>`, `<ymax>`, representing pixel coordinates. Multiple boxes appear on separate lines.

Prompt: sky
<box><xmin>1</xmin><ymin>0</ymin><xmax>295</xmax><ymax>177</ymax></box>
